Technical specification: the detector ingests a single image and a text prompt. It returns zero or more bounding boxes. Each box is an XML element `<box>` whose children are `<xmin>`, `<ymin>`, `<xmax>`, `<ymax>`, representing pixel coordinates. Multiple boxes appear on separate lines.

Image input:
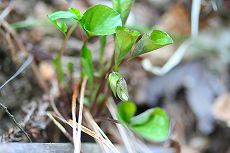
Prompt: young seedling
<box><xmin>48</xmin><ymin>0</ymin><xmax>173</xmax><ymax>144</ymax></box>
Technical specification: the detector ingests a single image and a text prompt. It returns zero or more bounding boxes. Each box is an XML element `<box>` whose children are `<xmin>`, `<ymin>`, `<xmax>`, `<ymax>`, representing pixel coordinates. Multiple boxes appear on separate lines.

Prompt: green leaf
<box><xmin>117</xmin><ymin>101</ymin><xmax>136</xmax><ymax>123</ymax></box>
<box><xmin>67</xmin><ymin>61</ymin><xmax>74</xmax><ymax>72</ymax></box>
<box><xmin>112</xmin><ymin>0</ymin><xmax>134</xmax><ymax>25</ymax></box>
<box><xmin>68</xmin><ymin>8</ymin><xmax>82</xmax><ymax>20</ymax></box>
<box><xmin>48</xmin><ymin>8</ymin><xmax>81</xmax><ymax>34</ymax></box>
<box><xmin>132</xmin><ymin>30</ymin><xmax>173</xmax><ymax>57</ymax></box>
<box><xmin>130</xmin><ymin>108</ymin><xmax>170</xmax><ymax>142</ymax></box>
<box><xmin>81</xmin><ymin>44</ymin><xmax>94</xmax><ymax>89</ymax></box>
<box><xmin>53</xmin><ymin>55</ymin><xmax>64</xmax><ymax>83</ymax></box>
<box><xmin>108</xmin><ymin>72</ymin><xmax>122</xmax><ymax>97</ymax></box>
<box><xmin>116</xmin><ymin>77</ymin><xmax>129</xmax><ymax>101</ymax></box>
<box><xmin>99</xmin><ymin>36</ymin><xmax>107</xmax><ymax>66</ymax></box>
<box><xmin>117</xmin><ymin>101</ymin><xmax>170</xmax><ymax>142</ymax></box>
<box><xmin>115</xmin><ymin>26</ymin><xmax>140</xmax><ymax>67</ymax></box>
<box><xmin>80</xmin><ymin>5</ymin><xmax>122</xmax><ymax>36</ymax></box>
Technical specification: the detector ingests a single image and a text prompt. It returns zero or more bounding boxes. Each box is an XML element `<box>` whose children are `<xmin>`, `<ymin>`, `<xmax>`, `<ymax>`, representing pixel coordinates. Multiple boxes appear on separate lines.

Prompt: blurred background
<box><xmin>0</xmin><ymin>0</ymin><xmax>230</xmax><ymax>153</ymax></box>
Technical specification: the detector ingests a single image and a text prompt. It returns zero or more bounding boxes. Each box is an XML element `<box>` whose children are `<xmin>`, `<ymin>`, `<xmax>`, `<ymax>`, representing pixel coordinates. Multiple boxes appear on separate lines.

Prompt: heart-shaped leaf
<box><xmin>112</xmin><ymin>0</ymin><xmax>134</xmax><ymax>25</ymax></box>
<box><xmin>132</xmin><ymin>30</ymin><xmax>173</xmax><ymax>57</ymax></box>
<box><xmin>130</xmin><ymin>107</ymin><xmax>170</xmax><ymax>142</ymax></box>
<box><xmin>115</xmin><ymin>26</ymin><xmax>140</xmax><ymax>67</ymax></box>
<box><xmin>80</xmin><ymin>5</ymin><xmax>122</xmax><ymax>36</ymax></box>
<box><xmin>117</xmin><ymin>101</ymin><xmax>170</xmax><ymax>142</ymax></box>
<box><xmin>81</xmin><ymin>44</ymin><xmax>94</xmax><ymax>89</ymax></box>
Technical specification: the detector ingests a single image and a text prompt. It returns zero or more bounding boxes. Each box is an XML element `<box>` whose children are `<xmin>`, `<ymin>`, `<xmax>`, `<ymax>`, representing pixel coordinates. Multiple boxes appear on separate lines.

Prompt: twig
<box><xmin>0</xmin><ymin>0</ymin><xmax>15</xmax><ymax>23</ymax></box>
<box><xmin>58</xmin><ymin>24</ymin><xmax>77</xmax><ymax>59</ymax></box>
<box><xmin>142</xmin><ymin>40</ymin><xmax>191</xmax><ymax>75</ymax></box>
<box><xmin>191</xmin><ymin>0</ymin><xmax>201</xmax><ymax>37</ymax></box>
<box><xmin>50</xmin><ymin>112</ymin><xmax>111</xmax><ymax>147</ymax></box>
<box><xmin>0</xmin><ymin>103</ymin><xmax>32</xmax><ymax>142</ymax></box>
<box><xmin>5</xmin><ymin>32</ymin><xmax>19</xmax><ymax>65</ymax></box>
<box><xmin>0</xmin><ymin>56</ymin><xmax>33</xmax><ymax>142</ymax></box>
<box><xmin>75</xmin><ymin>77</ymin><xmax>87</xmax><ymax>153</ymax></box>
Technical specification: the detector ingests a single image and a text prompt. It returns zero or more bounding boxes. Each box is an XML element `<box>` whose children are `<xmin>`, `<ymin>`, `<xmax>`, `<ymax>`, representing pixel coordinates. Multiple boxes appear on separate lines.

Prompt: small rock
<box><xmin>212</xmin><ymin>94</ymin><xmax>230</xmax><ymax>127</ymax></box>
<box><xmin>39</xmin><ymin>61</ymin><xmax>55</xmax><ymax>81</ymax></box>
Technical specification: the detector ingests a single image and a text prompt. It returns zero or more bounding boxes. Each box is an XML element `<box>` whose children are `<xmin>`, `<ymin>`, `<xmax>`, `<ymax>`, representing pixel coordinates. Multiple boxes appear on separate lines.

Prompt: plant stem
<box><xmin>0</xmin><ymin>102</ymin><xmax>32</xmax><ymax>142</ymax></box>
<box><xmin>75</xmin><ymin>77</ymin><xmax>88</xmax><ymax>153</ymax></box>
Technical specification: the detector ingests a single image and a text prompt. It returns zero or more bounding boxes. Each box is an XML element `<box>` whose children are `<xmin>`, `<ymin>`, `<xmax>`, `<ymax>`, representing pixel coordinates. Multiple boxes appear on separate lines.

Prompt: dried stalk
<box><xmin>107</xmin><ymin>99</ymin><xmax>135</xmax><ymax>153</ymax></box>
<box><xmin>47</xmin><ymin>112</ymin><xmax>73</xmax><ymax>142</ymax></box>
<box><xmin>75</xmin><ymin>77</ymin><xmax>87</xmax><ymax>153</ymax></box>
<box><xmin>50</xmin><ymin>112</ymin><xmax>110</xmax><ymax>147</ymax></box>
<box><xmin>0</xmin><ymin>103</ymin><xmax>32</xmax><ymax>142</ymax></box>
<box><xmin>84</xmin><ymin>109</ymin><xmax>120</xmax><ymax>153</ymax></box>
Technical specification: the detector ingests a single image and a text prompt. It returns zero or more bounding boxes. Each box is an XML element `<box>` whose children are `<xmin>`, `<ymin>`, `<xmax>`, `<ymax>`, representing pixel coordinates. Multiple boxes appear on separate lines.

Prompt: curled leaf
<box><xmin>48</xmin><ymin>8</ymin><xmax>81</xmax><ymax>34</ymax></box>
<box><xmin>116</xmin><ymin>77</ymin><xmax>129</xmax><ymax>101</ymax></box>
<box><xmin>108</xmin><ymin>72</ymin><xmax>122</xmax><ymax>97</ymax></box>
<box><xmin>132</xmin><ymin>30</ymin><xmax>173</xmax><ymax>57</ymax></box>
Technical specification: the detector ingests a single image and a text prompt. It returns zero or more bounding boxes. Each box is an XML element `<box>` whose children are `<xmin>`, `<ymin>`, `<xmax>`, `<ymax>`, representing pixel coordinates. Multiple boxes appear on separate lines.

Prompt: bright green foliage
<box><xmin>81</xmin><ymin>44</ymin><xmax>94</xmax><ymax>89</ymax></box>
<box><xmin>80</xmin><ymin>5</ymin><xmax>122</xmax><ymax>36</ymax></box>
<box><xmin>112</xmin><ymin>0</ymin><xmax>134</xmax><ymax>25</ymax></box>
<box><xmin>53</xmin><ymin>55</ymin><xmax>64</xmax><ymax>83</ymax></box>
<box><xmin>48</xmin><ymin>3</ymin><xmax>173</xmax><ymax>143</ymax></box>
<box><xmin>117</xmin><ymin>101</ymin><xmax>170</xmax><ymax>142</ymax></box>
<box><xmin>117</xmin><ymin>101</ymin><xmax>136</xmax><ymax>123</ymax></box>
<box><xmin>48</xmin><ymin>8</ymin><xmax>81</xmax><ymax>33</ymax></box>
<box><xmin>108</xmin><ymin>72</ymin><xmax>122</xmax><ymax>97</ymax></box>
<box><xmin>115</xmin><ymin>26</ymin><xmax>140</xmax><ymax>67</ymax></box>
<box><xmin>132</xmin><ymin>30</ymin><xmax>173</xmax><ymax>57</ymax></box>
<box><xmin>116</xmin><ymin>77</ymin><xmax>129</xmax><ymax>101</ymax></box>
<box><xmin>99</xmin><ymin>36</ymin><xmax>107</xmax><ymax>66</ymax></box>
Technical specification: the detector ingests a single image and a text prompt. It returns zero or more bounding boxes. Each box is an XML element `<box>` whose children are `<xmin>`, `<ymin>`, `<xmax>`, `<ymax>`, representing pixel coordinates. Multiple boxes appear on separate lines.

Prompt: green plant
<box><xmin>48</xmin><ymin>2</ymin><xmax>172</xmax><ymax>142</ymax></box>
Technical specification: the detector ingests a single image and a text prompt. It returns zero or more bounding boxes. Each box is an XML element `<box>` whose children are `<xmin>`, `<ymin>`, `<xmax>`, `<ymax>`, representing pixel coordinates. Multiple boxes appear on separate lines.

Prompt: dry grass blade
<box><xmin>47</xmin><ymin>112</ymin><xmax>73</xmax><ymax>142</ymax></box>
<box><xmin>84</xmin><ymin>109</ymin><xmax>120</xmax><ymax>153</ymax></box>
<box><xmin>107</xmin><ymin>99</ymin><xmax>136</xmax><ymax>153</ymax></box>
<box><xmin>191</xmin><ymin>0</ymin><xmax>201</xmax><ymax>36</ymax></box>
<box><xmin>50</xmin><ymin>112</ymin><xmax>110</xmax><ymax>147</ymax></box>
<box><xmin>0</xmin><ymin>55</ymin><xmax>33</xmax><ymax>90</ymax></box>
<box><xmin>0</xmin><ymin>0</ymin><xmax>15</xmax><ymax>23</ymax></box>
<box><xmin>75</xmin><ymin>77</ymin><xmax>87</xmax><ymax>153</ymax></box>
<box><xmin>71</xmin><ymin>83</ymin><xmax>79</xmax><ymax>153</ymax></box>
